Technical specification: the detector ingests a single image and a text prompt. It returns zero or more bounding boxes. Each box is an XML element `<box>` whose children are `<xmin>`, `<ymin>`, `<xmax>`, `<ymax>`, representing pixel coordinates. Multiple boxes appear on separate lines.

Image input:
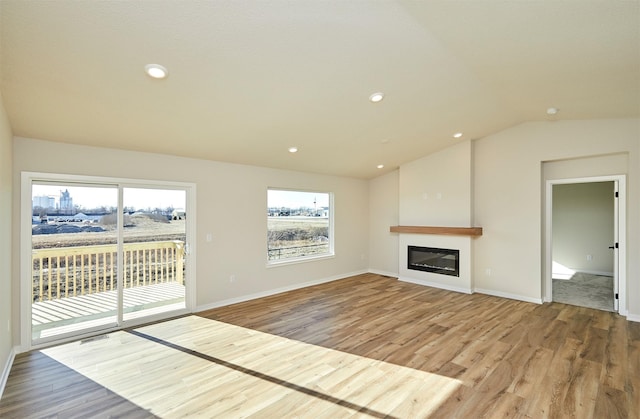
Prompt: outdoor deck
<box><xmin>32</xmin><ymin>282</ymin><xmax>185</xmax><ymax>339</ymax></box>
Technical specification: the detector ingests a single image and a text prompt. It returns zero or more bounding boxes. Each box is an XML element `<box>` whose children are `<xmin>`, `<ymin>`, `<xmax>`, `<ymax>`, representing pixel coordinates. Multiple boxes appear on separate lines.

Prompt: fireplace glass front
<box><xmin>408</xmin><ymin>246</ymin><xmax>459</xmax><ymax>277</ymax></box>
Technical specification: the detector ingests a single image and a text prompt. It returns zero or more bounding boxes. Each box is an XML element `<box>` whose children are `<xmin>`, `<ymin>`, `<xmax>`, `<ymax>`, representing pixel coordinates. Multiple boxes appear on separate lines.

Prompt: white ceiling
<box><xmin>1</xmin><ymin>1</ymin><xmax>639</xmax><ymax>179</ymax></box>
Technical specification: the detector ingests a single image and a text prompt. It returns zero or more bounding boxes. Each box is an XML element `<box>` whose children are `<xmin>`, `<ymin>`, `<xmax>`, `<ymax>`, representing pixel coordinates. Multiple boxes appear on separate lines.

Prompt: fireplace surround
<box><xmin>397</xmin><ymin>232</ymin><xmax>472</xmax><ymax>294</ymax></box>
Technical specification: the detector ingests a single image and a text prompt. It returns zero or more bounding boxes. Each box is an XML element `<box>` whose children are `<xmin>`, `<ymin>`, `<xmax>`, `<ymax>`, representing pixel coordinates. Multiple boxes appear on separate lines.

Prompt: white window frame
<box><xmin>266</xmin><ymin>188</ymin><xmax>334</xmax><ymax>267</ymax></box>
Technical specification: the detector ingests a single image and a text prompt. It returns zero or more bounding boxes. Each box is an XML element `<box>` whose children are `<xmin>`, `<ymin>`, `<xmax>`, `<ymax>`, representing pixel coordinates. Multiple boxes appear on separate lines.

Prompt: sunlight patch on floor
<box><xmin>552</xmin><ymin>261</ymin><xmax>575</xmax><ymax>280</ymax></box>
<box><xmin>42</xmin><ymin>315</ymin><xmax>461</xmax><ymax>417</ymax></box>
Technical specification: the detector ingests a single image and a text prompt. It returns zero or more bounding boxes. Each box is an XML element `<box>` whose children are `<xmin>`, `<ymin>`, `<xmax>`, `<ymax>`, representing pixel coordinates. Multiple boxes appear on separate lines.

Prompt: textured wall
<box><xmin>0</xmin><ymin>91</ymin><xmax>14</xmax><ymax>387</ymax></box>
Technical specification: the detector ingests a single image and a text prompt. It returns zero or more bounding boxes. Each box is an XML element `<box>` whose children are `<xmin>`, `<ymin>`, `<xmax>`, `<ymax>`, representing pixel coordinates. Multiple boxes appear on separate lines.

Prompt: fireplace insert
<box><xmin>408</xmin><ymin>246</ymin><xmax>459</xmax><ymax>277</ymax></box>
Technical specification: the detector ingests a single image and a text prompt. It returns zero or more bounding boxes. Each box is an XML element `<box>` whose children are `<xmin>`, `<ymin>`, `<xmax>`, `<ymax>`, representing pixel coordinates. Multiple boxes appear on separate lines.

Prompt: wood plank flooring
<box><xmin>1</xmin><ymin>273</ymin><xmax>639</xmax><ymax>418</ymax></box>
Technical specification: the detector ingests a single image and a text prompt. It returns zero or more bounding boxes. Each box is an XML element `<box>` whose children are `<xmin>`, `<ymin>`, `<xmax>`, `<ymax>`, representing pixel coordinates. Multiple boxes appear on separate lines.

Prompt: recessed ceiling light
<box><xmin>453</xmin><ymin>132</ymin><xmax>463</xmax><ymax>139</ymax></box>
<box><xmin>546</xmin><ymin>107</ymin><xmax>559</xmax><ymax>115</ymax></box>
<box><xmin>377</xmin><ymin>164</ymin><xmax>384</xmax><ymax>169</ymax></box>
<box><xmin>369</xmin><ymin>92</ymin><xmax>384</xmax><ymax>103</ymax></box>
<box><xmin>288</xmin><ymin>147</ymin><xmax>298</xmax><ymax>153</ymax></box>
<box><xmin>145</xmin><ymin>64</ymin><xmax>168</xmax><ymax>79</ymax></box>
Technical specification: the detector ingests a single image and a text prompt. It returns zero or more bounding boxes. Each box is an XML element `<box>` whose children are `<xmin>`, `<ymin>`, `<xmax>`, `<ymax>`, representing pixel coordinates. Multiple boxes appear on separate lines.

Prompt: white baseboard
<box><xmin>196</xmin><ymin>270</ymin><xmax>368</xmax><ymax>313</ymax></box>
<box><xmin>0</xmin><ymin>346</ymin><xmax>17</xmax><ymax>399</ymax></box>
<box><xmin>474</xmin><ymin>288</ymin><xmax>543</xmax><ymax>304</ymax></box>
<box><xmin>368</xmin><ymin>269</ymin><xmax>398</xmax><ymax>278</ymax></box>
<box><xmin>626</xmin><ymin>313</ymin><xmax>640</xmax><ymax>323</ymax></box>
<box><xmin>398</xmin><ymin>276</ymin><xmax>472</xmax><ymax>294</ymax></box>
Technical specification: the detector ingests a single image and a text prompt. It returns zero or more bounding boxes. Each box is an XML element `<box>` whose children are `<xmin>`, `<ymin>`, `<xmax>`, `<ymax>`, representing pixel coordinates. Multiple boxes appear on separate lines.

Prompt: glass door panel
<box><xmin>122</xmin><ymin>188</ymin><xmax>186</xmax><ymax>321</ymax></box>
<box><xmin>31</xmin><ymin>183</ymin><xmax>119</xmax><ymax>341</ymax></box>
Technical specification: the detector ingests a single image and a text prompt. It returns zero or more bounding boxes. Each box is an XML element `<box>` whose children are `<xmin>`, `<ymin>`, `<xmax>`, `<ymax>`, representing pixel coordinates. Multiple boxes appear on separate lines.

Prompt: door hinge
<box><xmin>615</xmin><ymin>293</ymin><xmax>619</xmax><ymax>300</ymax></box>
<box><xmin>615</xmin><ymin>191</ymin><xmax>619</xmax><ymax>198</ymax></box>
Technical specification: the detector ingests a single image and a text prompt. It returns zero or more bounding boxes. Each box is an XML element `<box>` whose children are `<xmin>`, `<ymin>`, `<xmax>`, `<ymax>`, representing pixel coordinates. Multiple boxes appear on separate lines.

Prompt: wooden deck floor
<box><xmin>2</xmin><ymin>273</ymin><xmax>639</xmax><ymax>418</ymax></box>
<box><xmin>32</xmin><ymin>282</ymin><xmax>185</xmax><ymax>339</ymax></box>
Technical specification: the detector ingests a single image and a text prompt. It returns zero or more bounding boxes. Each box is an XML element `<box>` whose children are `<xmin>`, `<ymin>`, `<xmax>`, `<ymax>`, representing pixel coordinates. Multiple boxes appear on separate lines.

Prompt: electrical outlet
<box><xmin>586</xmin><ymin>254</ymin><xmax>593</xmax><ymax>261</ymax></box>
<box><xmin>485</xmin><ymin>268</ymin><xmax>492</xmax><ymax>276</ymax></box>
<box><xmin>7</xmin><ymin>320</ymin><xmax>10</xmax><ymax>333</ymax></box>
<box><xmin>229</xmin><ymin>275</ymin><xmax>236</xmax><ymax>283</ymax></box>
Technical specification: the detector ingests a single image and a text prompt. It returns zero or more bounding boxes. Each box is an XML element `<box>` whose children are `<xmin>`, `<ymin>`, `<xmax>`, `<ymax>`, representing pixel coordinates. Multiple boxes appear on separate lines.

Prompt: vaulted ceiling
<box><xmin>1</xmin><ymin>1</ymin><xmax>639</xmax><ymax>179</ymax></box>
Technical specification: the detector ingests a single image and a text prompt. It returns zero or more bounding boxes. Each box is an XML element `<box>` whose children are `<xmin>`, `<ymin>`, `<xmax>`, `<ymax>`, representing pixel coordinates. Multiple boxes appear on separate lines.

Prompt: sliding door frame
<box><xmin>20</xmin><ymin>172</ymin><xmax>197</xmax><ymax>351</ymax></box>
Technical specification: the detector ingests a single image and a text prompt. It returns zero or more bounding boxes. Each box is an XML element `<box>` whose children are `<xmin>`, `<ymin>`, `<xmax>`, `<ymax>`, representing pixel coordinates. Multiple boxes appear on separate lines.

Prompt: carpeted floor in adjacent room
<box><xmin>552</xmin><ymin>271</ymin><xmax>614</xmax><ymax>312</ymax></box>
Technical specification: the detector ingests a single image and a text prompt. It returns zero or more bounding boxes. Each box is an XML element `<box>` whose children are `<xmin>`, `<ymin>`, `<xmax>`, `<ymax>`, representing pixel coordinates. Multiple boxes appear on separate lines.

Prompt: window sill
<box><xmin>266</xmin><ymin>253</ymin><xmax>335</xmax><ymax>268</ymax></box>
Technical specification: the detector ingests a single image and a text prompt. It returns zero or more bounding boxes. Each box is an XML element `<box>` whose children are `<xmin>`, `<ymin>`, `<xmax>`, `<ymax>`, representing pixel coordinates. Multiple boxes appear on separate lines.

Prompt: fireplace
<box><xmin>408</xmin><ymin>246</ymin><xmax>459</xmax><ymax>277</ymax></box>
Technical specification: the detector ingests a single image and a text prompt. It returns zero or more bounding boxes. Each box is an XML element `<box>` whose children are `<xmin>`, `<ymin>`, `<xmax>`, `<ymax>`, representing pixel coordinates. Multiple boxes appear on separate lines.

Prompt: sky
<box><xmin>33</xmin><ymin>184</ymin><xmax>327</xmax><ymax>211</ymax></box>
<box><xmin>32</xmin><ymin>184</ymin><xmax>186</xmax><ymax>211</ymax></box>
<box><xmin>268</xmin><ymin>190</ymin><xmax>329</xmax><ymax>209</ymax></box>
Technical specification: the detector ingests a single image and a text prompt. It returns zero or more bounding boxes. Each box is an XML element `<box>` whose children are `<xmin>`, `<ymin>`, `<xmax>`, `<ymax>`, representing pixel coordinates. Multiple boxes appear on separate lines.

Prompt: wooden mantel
<box><xmin>390</xmin><ymin>226</ymin><xmax>483</xmax><ymax>237</ymax></box>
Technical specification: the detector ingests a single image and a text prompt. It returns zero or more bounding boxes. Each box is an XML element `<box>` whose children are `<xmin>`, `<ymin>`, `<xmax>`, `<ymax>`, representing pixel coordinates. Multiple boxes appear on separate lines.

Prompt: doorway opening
<box><xmin>544</xmin><ymin>175</ymin><xmax>626</xmax><ymax>314</ymax></box>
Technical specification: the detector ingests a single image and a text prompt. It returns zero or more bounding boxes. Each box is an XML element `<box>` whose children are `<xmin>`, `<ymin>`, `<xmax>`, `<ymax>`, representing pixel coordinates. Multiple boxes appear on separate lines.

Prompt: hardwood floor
<box><xmin>1</xmin><ymin>273</ymin><xmax>638</xmax><ymax>418</ymax></box>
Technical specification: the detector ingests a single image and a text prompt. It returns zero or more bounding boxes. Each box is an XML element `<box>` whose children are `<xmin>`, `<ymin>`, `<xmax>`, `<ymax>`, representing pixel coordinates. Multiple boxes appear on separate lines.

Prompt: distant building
<box><xmin>60</xmin><ymin>189</ymin><xmax>74</xmax><ymax>214</ymax></box>
<box><xmin>172</xmin><ymin>208</ymin><xmax>186</xmax><ymax>220</ymax></box>
<box><xmin>32</xmin><ymin>195</ymin><xmax>55</xmax><ymax>210</ymax></box>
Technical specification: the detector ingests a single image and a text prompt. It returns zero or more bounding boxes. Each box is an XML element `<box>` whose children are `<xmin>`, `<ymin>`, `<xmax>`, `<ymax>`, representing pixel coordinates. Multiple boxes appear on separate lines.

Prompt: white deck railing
<box><xmin>32</xmin><ymin>240</ymin><xmax>185</xmax><ymax>302</ymax></box>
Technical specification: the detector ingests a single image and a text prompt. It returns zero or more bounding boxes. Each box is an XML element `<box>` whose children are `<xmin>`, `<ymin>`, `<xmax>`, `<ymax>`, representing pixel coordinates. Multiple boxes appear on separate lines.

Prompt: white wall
<box><xmin>12</xmin><ymin>137</ymin><xmax>370</xmax><ymax>348</ymax></box>
<box><xmin>0</xmin><ymin>91</ymin><xmax>14</xmax><ymax>390</ymax></box>
<box><xmin>543</xmin><ymin>153</ymin><xmax>628</xmax><ymax>181</ymax></box>
<box><xmin>368</xmin><ymin>170</ymin><xmax>399</xmax><ymax>276</ymax></box>
<box><xmin>552</xmin><ymin>182</ymin><xmax>614</xmax><ymax>275</ymax></box>
<box><xmin>399</xmin><ymin>140</ymin><xmax>472</xmax><ymax>226</ymax></box>
<box><xmin>474</xmin><ymin>119</ymin><xmax>639</xmax><ymax>313</ymax></box>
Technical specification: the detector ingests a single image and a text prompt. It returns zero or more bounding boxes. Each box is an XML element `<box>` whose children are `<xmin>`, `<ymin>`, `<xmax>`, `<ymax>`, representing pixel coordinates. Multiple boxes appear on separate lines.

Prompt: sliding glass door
<box><xmin>31</xmin><ymin>183</ymin><xmax>120</xmax><ymax>341</ymax></box>
<box><xmin>122</xmin><ymin>187</ymin><xmax>186</xmax><ymax>321</ymax></box>
<box><xmin>26</xmin><ymin>175</ymin><xmax>192</xmax><ymax>346</ymax></box>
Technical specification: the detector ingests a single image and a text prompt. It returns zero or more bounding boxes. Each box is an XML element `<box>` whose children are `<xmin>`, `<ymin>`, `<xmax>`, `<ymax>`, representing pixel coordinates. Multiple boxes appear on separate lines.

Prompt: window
<box><xmin>267</xmin><ymin>189</ymin><xmax>333</xmax><ymax>263</ymax></box>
